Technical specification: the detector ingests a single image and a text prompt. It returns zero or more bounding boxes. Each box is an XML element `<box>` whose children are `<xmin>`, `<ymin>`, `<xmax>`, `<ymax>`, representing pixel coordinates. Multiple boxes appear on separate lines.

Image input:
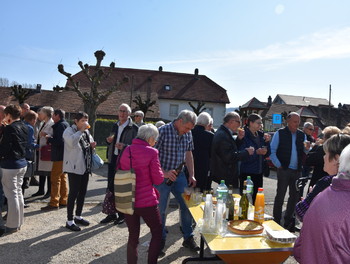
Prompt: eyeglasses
<box><xmin>233</xmin><ymin>120</ymin><xmax>241</xmax><ymax>124</ymax></box>
<box><xmin>134</xmin><ymin>115</ymin><xmax>141</xmax><ymax>117</ymax></box>
<box><xmin>308</xmin><ymin>128</ymin><xmax>314</xmax><ymax>131</ymax></box>
<box><xmin>119</xmin><ymin>109</ymin><xmax>127</xmax><ymax>113</ymax></box>
<box><xmin>255</xmin><ymin>121</ymin><xmax>263</xmax><ymax>125</ymax></box>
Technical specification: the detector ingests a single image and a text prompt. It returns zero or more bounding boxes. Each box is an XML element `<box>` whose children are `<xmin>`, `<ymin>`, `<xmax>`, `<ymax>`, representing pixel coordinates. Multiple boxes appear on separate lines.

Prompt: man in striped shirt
<box><xmin>155</xmin><ymin>110</ymin><xmax>199</xmax><ymax>255</ymax></box>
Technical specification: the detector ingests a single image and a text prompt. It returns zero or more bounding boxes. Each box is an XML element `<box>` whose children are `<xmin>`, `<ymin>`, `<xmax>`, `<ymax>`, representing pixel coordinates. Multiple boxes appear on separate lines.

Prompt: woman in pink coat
<box><xmin>119</xmin><ymin>124</ymin><xmax>164</xmax><ymax>264</ymax></box>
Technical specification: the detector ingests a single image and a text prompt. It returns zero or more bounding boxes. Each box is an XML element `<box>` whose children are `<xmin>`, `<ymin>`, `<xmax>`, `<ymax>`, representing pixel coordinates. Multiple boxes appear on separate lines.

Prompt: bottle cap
<box><xmin>258</xmin><ymin>187</ymin><xmax>264</xmax><ymax>192</ymax></box>
<box><xmin>220</xmin><ymin>180</ymin><xmax>225</xmax><ymax>184</ymax></box>
<box><xmin>247</xmin><ymin>176</ymin><xmax>251</xmax><ymax>180</ymax></box>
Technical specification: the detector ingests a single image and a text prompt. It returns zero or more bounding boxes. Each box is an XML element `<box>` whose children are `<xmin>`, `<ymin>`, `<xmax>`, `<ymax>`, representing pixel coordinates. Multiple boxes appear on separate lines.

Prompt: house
<box><xmin>272</xmin><ymin>94</ymin><xmax>331</xmax><ymax>107</ymax></box>
<box><xmin>0</xmin><ymin>67</ymin><xmax>230</xmax><ymax>127</ymax></box>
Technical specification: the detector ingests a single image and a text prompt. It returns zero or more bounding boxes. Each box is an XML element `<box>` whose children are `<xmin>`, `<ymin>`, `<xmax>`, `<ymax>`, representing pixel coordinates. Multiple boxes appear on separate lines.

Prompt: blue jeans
<box><xmin>156</xmin><ymin>172</ymin><xmax>193</xmax><ymax>240</ymax></box>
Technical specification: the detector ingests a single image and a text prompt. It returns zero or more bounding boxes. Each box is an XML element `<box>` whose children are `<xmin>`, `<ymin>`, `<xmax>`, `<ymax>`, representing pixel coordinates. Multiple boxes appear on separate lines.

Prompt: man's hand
<box><xmin>164</xmin><ymin>170</ymin><xmax>177</xmax><ymax>182</ymax></box>
<box><xmin>188</xmin><ymin>175</ymin><xmax>197</xmax><ymax>187</ymax></box>
<box><xmin>106</xmin><ymin>135</ymin><xmax>114</xmax><ymax>144</ymax></box>
<box><xmin>115</xmin><ymin>142</ymin><xmax>125</xmax><ymax>150</ymax></box>
<box><xmin>237</xmin><ymin>128</ymin><xmax>245</xmax><ymax>140</ymax></box>
<box><xmin>246</xmin><ymin>146</ymin><xmax>254</xmax><ymax>155</ymax></box>
<box><xmin>256</xmin><ymin>147</ymin><xmax>268</xmax><ymax>155</ymax></box>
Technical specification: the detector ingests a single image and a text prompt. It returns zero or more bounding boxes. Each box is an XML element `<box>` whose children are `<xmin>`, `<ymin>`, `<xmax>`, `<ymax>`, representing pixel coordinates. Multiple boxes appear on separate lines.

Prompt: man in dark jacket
<box><xmin>100</xmin><ymin>103</ymin><xmax>138</xmax><ymax>225</ymax></box>
<box><xmin>41</xmin><ymin>109</ymin><xmax>69</xmax><ymax>210</ymax></box>
<box><xmin>270</xmin><ymin>112</ymin><xmax>307</xmax><ymax>232</ymax></box>
<box><xmin>210</xmin><ymin>112</ymin><xmax>254</xmax><ymax>192</ymax></box>
<box><xmin>192</xmin><ymin>112</ymin><xmax>214</xmax><ymax>192</ymax></box>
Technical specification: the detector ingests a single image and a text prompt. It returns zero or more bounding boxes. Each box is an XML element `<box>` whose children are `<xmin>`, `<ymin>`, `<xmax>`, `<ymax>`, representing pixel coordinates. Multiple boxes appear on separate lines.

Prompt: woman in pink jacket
<box><xmin>119</xmin><ymin>124</ymin><xmax>164</xmax><ymax>264</ymax></box>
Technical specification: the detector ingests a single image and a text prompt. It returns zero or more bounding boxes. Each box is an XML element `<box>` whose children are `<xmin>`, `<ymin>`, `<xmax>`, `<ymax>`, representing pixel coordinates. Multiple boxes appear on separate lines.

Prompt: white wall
<box><xmin>158</xmin><ymin>99</ymin><xmax>226</xmax><ymax>128</ymax></box>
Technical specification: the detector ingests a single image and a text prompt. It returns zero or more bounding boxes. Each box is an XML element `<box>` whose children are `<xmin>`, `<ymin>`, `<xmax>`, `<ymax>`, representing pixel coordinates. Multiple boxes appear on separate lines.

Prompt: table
<box><xmin>182</xmin><ymin>196</ymin><xmax>294</xmax><ymax>264</ymax></box>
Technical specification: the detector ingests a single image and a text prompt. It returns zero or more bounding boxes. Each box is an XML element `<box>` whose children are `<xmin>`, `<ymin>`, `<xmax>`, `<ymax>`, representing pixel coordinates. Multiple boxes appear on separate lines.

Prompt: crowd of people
<box><xmin>1</xmin><ymin>102</ymin><xmax>350</xmax><ymax>263</ymax></box>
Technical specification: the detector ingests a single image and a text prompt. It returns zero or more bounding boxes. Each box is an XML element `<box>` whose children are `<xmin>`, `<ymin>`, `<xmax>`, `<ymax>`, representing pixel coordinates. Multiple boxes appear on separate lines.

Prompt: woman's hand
<box><xmin>90</xmin><ymin>141</ymin><xmax>97</xmax><ymax>149</ymax></box>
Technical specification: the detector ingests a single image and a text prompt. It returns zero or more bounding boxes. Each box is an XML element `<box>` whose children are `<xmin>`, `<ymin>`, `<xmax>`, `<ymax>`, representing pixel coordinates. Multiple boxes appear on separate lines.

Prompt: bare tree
<box><xmin>54</xmin><ymin>50</ymin><xmax>129</xmax><ymax>135</ymax></box>
<box><xmin>188</xmin><ymin>101</ymin><xmax>207</xmax><ymax>115</ymax></box>
<box><xmin>10</xmin><ymin>85</ymin><xmax>32</xmax><ymax>104</ymax></box>
<box><xmin>0</xmin><ymin>77</ymin><xmax>9</xmax><ymax>87</ymax></box>
<box><xmin>132</xmin><ymin>95</ymin><xmax>156</xmax><ymax>119</ymax></box>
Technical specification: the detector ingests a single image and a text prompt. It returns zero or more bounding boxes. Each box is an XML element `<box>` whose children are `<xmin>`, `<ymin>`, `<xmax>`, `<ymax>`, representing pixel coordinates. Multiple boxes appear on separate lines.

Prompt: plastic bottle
<box><xmin>203</xmin><ymin>194</ymin><xmax>214</xmax><ymax>233</ymax></box>
<box><xmin>226</xmin><ymin>187</ymin><xmax>235</xmax><ymax>221</ymax></box>
<box><xmin>239</xmin><ymin>189</ymin><xmax>249</xmax><ymax>220</ymax></box>
<box><xmin>215</xmin><ymin>199</ymin><xmax>226</xmax><ymax>234</ymax></box>
<box><xmin>217</xmin><ymin>180</ymin><xmax>228</xmax><ymax>202</ymax></box>
<box><xmin>254</xmin><ymin>187</ymin><xmax>265</xmax><ymax>224</ymax></box>
<box><xmin>245</xmin><ymin>176</ymin><xmax>254</xmax><ymax>204</ymax></box>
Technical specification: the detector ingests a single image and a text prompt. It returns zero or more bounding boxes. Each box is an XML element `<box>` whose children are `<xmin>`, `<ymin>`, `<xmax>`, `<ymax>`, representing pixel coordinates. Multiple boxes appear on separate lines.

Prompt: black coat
<box><xmin>305</xmin><ymin>144</ymin><xmax>328</xmax><ymax>187</ymax></box>
<box><xmin>210</xmin><ymin>125</ymin><xmax>250</xmax><ymax>188</ymax></box>
<box><xmin>47</xmin><ymin>119</ymin><xmax>69</xmax><ymax>161</ymax></box>
<box><xmin>192</xmin><ymin>125</ymin><xmax>214</xmax><ymax>190</ymax></box>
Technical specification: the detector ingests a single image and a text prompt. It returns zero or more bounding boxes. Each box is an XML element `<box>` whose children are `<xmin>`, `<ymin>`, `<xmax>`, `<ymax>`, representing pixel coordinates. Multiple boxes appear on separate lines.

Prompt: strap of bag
<box><xmin>129</xmin><ymin>147</ymin><xmax>132</xmax><ymax>169</ymax></box>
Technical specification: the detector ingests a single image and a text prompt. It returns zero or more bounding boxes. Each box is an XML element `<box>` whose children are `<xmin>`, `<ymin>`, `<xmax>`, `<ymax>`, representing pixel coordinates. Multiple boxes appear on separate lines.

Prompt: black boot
<box><xmin>31</xmin><ymin>175</ymin><xmax>46</xmax><ymax>197</ymax></box>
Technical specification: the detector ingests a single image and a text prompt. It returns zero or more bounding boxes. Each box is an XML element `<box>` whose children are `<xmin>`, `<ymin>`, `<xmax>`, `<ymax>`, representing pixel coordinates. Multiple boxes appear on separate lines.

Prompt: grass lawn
<box><xmin>95</xmin><ymin>145</ymin><xmax>108</xmax><ymax>162</ymax></box>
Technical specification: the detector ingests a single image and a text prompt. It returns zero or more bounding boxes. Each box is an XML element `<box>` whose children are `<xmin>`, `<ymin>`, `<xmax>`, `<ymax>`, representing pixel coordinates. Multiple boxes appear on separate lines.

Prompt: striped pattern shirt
<box><xmin>155</xmin><ymin>122</ymin><xmax>194</xmax><ymax>171</ymax></box>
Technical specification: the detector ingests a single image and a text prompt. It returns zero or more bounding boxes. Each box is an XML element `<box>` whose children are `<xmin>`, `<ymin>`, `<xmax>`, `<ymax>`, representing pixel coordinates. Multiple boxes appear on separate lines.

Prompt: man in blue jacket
<box><xmin>41</xmin><ymin>109</ymin><xmax>69</xmax><ymax>210</ymax></box>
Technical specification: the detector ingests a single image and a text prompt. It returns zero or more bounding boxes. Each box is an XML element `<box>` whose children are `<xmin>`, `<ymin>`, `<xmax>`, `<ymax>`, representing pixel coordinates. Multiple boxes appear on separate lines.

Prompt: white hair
<box><xmin>134</xmin><ymin>110</ymin><xmax>144</xmax><ymax>118</ymax></box>
<box><xmin>338</xmin><ymin>144</ymin><xmax>350</xmax><ymax>178</ymax></box>
<box><xmin>176</xmin><ymin>110</ymin><xmax>197</xmax><ymax>125</ymax></box>
<box><xmin>39</xmin><ymin>106</ymin><xmax>54</xmax><ymax>118</ymax></box>
<box><xmin>155</xmin><ymin>120</ymin><xmax>165</xmax><ymax>128</ymax></box>
<box><xmin>119</xmin><ymin>103</ymin><xmax>131</xmax><ymax>114</ymax></box>
<box><xmin>303</xmin><ymin>122</ymin><xmax>314</xmax><ymax>129</ymax></box>
<box><xmin>196</xmin><ymin>112</ymin><xmax>212</xmax><ymax>126</ymax></box>
<box><xmin>137</xmin><ymin>124</ymin><xmax>159</xmax><ymax>141</ymax></box>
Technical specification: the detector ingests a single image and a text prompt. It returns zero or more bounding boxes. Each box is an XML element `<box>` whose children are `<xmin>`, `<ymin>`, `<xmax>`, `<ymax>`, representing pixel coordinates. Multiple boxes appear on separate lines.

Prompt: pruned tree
<box><xmin>11</xmin><ymin>85</ymin><xmax>31</xmax><ymax>104</ymax></box>
<box><xmin>132</xmin><ymin>95</ymin><xmax>156</xmax><ymax>119</ymax></box>
<box><xmin>54</xmin><ymin>50</ymin><xmax>129</xmax><ymax>135</ymax></box>
<box><xmin>0</xmin><ymin>77</ymin><xmax>9</xmax><ymax>87</ymax></box>
<box><xmin>188</xmin><ymin>101</ymin><xmax>206</xmax><ymax>115</ymax></box>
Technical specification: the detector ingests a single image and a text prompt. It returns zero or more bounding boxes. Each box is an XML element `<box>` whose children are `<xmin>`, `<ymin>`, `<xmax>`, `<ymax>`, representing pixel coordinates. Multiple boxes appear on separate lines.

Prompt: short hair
<box><xmin>155</xmin><ymin>120</ymin><xmax>165</xmax><ymax>128</ymax></box>
<box><xmin>342</xmin><ymin>127</ymin><xmax>350</xmax><ymax>135</ymax></box>
<box><xmin>4</xmin><ymin>104</ymin><xmax>22</xmax><ymax>119</ymax></box>
<box><xmin>137</xmin><ymin>124</ymin><xmax>159</xmax><ymax>142</ymax></box>
<box><xmin>20</xmin><ymin>103</ymin><xmax>30</xmax><ymax>110</ymax></box>
<box><xmin>247</xmin><ymin>113</ymin><xmax>262</xmax><ymax>127</ymax></box>
<box><xmin>134</xmin><ymin>110</ymin><xmax>144</xmax><ymax>118</ymax></box>
<box><xmin>39</xmin><ymin>106</ymin><xmax>54</xmax><ymax>118</ymax></box>
<box><xmin>74</xmin><ymin>111</ymin><xmax>89</xmax><ymax>121</ymax></box>
<box><xmin>303</xmin><ymin>122</ymin><xmax>314</xmax><ymax>129</ymax></box>
<box><xmin>338</xmin><ymin>144</ymin><xmax>350</xmax><ymax>178</ymax></box>
<box><xmin>119</xmin><ymin>103</ymin><xmax>131</xmax><ymax>114</ymax></box>
<box><xmin>287</xmin><ymin>112</ymin><xmax>300</xmax><ymax>120</ymax></box>
<box><xmin>323</xmin><ymin>126</ymin><xmax>341</xmax><ymax>141</ymax></box>
<box><xmin>223</xmin><ymin>111</ymin><xmax>240</xmax><ymax>124</ymax></box>
<box><xmin>176</xmin><ymin>110</ymin><xmax>197</xmax><ymax>125</ymax></box>
<box><xmin>54</xmin><ymin>109</ymin><xmax>65</xmax><ymax>119</ymax></box>
<box><xmin>23</xmin><ymin>110</ymin><xmax>38</xmax><ymax>123</ymax></box>
<box><xmin>323</xmin><ymin>133</ymin><xmax>350</xmax><ymax>162</ymax></box>
<box><xmin>196</xmin><ymin>112</ymin><xmax>212</xmax><ymax>126</ymax></box>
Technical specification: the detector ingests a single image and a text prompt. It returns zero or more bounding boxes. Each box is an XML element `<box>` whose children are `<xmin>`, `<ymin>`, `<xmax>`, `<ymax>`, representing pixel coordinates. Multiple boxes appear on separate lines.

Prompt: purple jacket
<box><xmin>294</xmin><ymin>177</ymin><xmax>350</xmax><ymax>263</ymax></box>
<box><xmin>119</xmin><ymin>138</ymin><xmax>164</xmax><ymax>208</ymax></box>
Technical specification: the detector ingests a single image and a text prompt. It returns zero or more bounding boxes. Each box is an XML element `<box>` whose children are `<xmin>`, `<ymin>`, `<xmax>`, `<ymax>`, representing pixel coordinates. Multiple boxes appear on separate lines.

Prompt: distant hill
<box><xmin>226</xmin><ymin>107</ymin><xmax>239</xmax><ymax>113</ymax></box>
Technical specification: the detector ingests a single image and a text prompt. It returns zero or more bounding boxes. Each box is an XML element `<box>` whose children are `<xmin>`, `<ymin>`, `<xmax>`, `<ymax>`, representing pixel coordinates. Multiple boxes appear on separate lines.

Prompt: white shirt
<box><xmin>114</xmin><ymin>119</ymin><xmax>129</xmax><ymax>155</ymax></box>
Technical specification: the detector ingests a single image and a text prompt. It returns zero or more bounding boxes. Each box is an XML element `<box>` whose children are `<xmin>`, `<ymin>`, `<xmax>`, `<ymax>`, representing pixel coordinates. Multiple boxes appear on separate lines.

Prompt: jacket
<box><xmin>239</xmin><ymin>127</ymin><xmax>270</xmax><ymax>174</ymax></box>
<box><xmin>294</xmin><ymin>177</ymin><xmax>350</xmax><ymax>263</ymax></box>
<box><xmin>37</xmin><ymin>119</ymin><xmax>54</xmax><ymax>172</ymax></box>
<box><xmin>47</xmin><ymin>119</ymin><xmax>69</xmax><ymax>161</ymax></box>
<box><xmin>119</xmin><ymin>138</ymin><xmax>164</xmax><ymax>208</ymax></box>
<box><xmin>210</xmin><ymin>125</ymin><xmax>250</xmax><ymax>188</ymax></box>
<box><xmin>0</xmin><ymin>120</ymin><xmax>28</xmax><ymax>169</ymax></box>
<box><xmin>63</xmin><ymin>125</ymin><xmax>94</xmax><ymax>175</ymax></box>
<box><xmin>305</xmin><ymin>144</ymin><xmax>328</xmax><ymax>187</ymax></box>
<box><xmin>107</xmin><ymin>118</ymin><xmax>139</xmax><ymax>164</ymax></box>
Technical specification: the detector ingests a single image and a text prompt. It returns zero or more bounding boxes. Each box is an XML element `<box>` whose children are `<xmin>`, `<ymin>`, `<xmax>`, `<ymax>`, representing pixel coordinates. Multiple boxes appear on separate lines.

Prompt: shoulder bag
<box><xmin>114</xmin><ymin>147</ymin><xmax>136</xmax><ymax>215</ymax></box>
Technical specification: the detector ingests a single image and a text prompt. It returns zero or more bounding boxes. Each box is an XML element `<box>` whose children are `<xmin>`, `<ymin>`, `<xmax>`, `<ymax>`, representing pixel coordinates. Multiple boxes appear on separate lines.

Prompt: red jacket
<box><xmin>119</xmin><ymin>138</ymin><xmax>164</xmax><ymax>208</ymax></box>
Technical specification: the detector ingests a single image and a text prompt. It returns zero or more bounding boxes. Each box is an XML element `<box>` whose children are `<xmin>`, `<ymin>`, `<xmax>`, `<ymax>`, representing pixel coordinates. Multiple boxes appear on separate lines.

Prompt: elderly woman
<box><xmin>239</xmin><ymin>113</ymin><xmax>270</xmax><ymax>203</ymax></box>
<box><xmin>294</xmin><ymin>141</ymin><xmax>350</xmax><ymax>263</ymax></box>
<box><xmin>63</xmin><ymin>112</ymin><xmax>96</xmax><ymax>231</ymax></box>
<box><xmin>119</xmin><ymin>124</ymin><xmax>164</xmax><ymax>264</ymax></box>
<box><xmin>295</xmin><ymin>133</ymin><xmax>350</xmax><ymax>222</ymax></box>
<box><xmin>0</xmin><ymin>105</ymin><xmax>28</xmax><ymax>237</ymax></box>
<box><xmin>32</xmin><ymin>106</ymin><xmax>54</xmax><ymax>198</ymax></box>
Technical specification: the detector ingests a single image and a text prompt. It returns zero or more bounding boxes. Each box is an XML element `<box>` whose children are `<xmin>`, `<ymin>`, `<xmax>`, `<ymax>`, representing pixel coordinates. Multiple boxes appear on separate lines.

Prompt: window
<box><xmin>164</xmin><ymin>85</ymin><xmax>172</xmax><ymax>91</ymax></box>
<box><xmin>205</xmin><ymin>107</ymin><xmax>214</xmax><ymax>117</ymax></box>
<box><xmin>169</xmin><ymin>104</ymin><xmax>179</xmax><ymax>116</ymax></box>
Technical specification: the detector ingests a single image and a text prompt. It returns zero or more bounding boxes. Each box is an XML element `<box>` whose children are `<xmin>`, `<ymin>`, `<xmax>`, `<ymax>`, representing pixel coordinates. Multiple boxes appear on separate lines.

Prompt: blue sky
<box><xmin>1</xmin><ymin>0</ymin><xmax>350</xmax><ymax>107</ymax></box>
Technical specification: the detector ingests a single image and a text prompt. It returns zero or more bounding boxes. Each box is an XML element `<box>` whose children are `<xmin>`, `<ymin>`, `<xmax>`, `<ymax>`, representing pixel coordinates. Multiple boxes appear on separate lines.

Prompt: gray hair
<box><xmin>155</xmin><ymin>120</ymin><xmax>165</xmax><ymax>128</ymax></box>
<box><xmin>303</xmin><ymin>122</ymin><xmax>314</xmax><ymax>129</ymax></box>
<box><xmin>323</xmin><ymin>134</ymin><xmax>350</xmax><ymax>162</ymax></box>
<box><xmin>196</xmin><ymin>112</ymin><xmax>212</xmax><ymax>126</ymax></box>
<box><xmin>176</xmin><ymin>110</ymin><xmax>197</xmax><ymax>125</ymax></box>
<box><xmin>223</xmin><ymin>111</ymin><xmax>240</xmax><ymax>124</ymax></box>
<box><xmin>134</xmin><ymin>110</ymin><xmax>144</xmax><ymax>118</ymax></box>
<box><xmin>287</xmin><ymin>112</ymin><xmax>300</xmax><ymax>120</ymax></box>
<box><xmin>39</xmin><ymin>106</ymin><xmax>54</xmax><ymax>118</ymax></box>
<box><xmin>338</xmin><ymin>144</ymin><xmax>350</xmax><ymax>179</ymax></box>
<box><xmin>137</xmin><ymin>124</ymin><xmax>159</xmax><ymax>141</ymax></box>
<box><xmin>119</xmin><ymin>103</ymin><xmax>131</xmax><ymax>114</ymax></box>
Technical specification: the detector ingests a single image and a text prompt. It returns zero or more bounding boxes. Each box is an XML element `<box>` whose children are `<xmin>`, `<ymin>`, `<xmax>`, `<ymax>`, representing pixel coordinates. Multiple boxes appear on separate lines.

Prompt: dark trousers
<box><xmin>240</xmin><ymin>172</ymin><xmax>263</xmax><ymax>204</ymax></box>
<box><xmin>38</xmin><ymin>175</ymin><xmax>51</xmax><ymax>194</ymax></box>
<box><xmin>125</xmin><ymin>205</ymin><xmax>162</xmax><ymax>264</ymax></box>
<box><xmin>273</xmin><ymin>168</ymin><xmax>301</xmax><ymax>226</ymax></box>
<box><xmin>67</xmin><ymin>172</ymin><xmax>89</xmax><ymax>221</ymax></box>
<box><xmin>106</xmin><ymin>158</ymin><xmax>124</xmax><ymax>218</ymax></box>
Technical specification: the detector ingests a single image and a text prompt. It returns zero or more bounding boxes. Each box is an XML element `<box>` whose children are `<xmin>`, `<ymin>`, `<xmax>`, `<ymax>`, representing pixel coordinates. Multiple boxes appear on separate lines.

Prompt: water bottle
<box><xmin>217</xmin><ymin>180</ymin><xmax>228</xmax><ymax>203</ymax></box>
<box><xmin>245</xmin><ymin>176</ymin><xmax>254</xmax><ymax>204</ymax></box>
<box><xmin>203</xmin><ymin>194</ymin><xmax>214</xmax><ymax>233</ymax></box>
<box><xmin>215</xmin><ymin>199</ymin><xmax>226</xmax><ymax>235</ymax></box>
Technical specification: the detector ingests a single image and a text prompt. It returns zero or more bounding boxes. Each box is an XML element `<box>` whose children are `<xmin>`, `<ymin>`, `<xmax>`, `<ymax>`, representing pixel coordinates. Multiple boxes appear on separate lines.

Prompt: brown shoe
<box><xmin>41</xmin><ymin>205</ymin><xmax>59</xmax><ymax>211</ymax></box>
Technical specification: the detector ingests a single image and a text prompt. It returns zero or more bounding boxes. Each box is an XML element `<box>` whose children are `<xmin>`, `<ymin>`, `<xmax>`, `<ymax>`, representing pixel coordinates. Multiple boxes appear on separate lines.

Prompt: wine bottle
<box><xmin>166</xmin><ymin>162</ymin><xmax>186</xmax><ymax>186</ymax></box>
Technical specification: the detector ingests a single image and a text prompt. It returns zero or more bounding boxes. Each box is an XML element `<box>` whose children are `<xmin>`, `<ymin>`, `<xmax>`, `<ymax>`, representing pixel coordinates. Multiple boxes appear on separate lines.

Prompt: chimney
<box><xmin>36</xmin><ymin>84</ymin><xmax>42</xmax><ymax>93</ymax></box>
<box><xmin>159</xmin><ymin>66</ymin><xmax>163</xmax><ymax>72</ymax></box>
<box><xmin>267</xmin><ymin>95</ymin><xmax>272</xmax><ymax>106</ymax></box>
<box><xmin>194</xmin><ymin>68</ymin><xmax>199</xmax><ymax>76</ymax></box>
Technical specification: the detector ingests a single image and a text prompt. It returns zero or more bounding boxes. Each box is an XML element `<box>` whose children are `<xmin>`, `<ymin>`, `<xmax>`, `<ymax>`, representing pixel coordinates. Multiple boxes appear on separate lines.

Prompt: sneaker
<box><xmin>100</xmin><ymin>214</ymin><xmax>117</xmax><ymax>224</ymax></box>
<box><xmin>182</xmin><ymin>236</ymin><xmax>200</xmax><ymax>251</ymax></box>
<box><xmin>41</xmin><ymin>205</ymin><xmax>59</xmax><ymax>211</ymax></box>
<box><xmin>74</xmin><ymin>218</ymin><xmax>90</xmax><ymax>226</ymax></box>
<box><xmin>114</xmin><ymin>215</ymin><xmax>125</xmax><ymax>225</ymax></box>
<box><xmin>66</xmin><ymin>223</ymin><xmax>81</xmax><ymax>232</ymax></box>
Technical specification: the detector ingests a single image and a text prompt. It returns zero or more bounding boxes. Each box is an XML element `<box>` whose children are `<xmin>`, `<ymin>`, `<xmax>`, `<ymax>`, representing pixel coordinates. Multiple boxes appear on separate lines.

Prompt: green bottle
<box><xmin>239</xmin><ymin>190</ymin><xmax>249</xmax><ymax>220</ymax></box>
<box><xmin>226</xmin><ymin>187</ymin><xmax>235</xmax><ymax>221</ymax></box>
